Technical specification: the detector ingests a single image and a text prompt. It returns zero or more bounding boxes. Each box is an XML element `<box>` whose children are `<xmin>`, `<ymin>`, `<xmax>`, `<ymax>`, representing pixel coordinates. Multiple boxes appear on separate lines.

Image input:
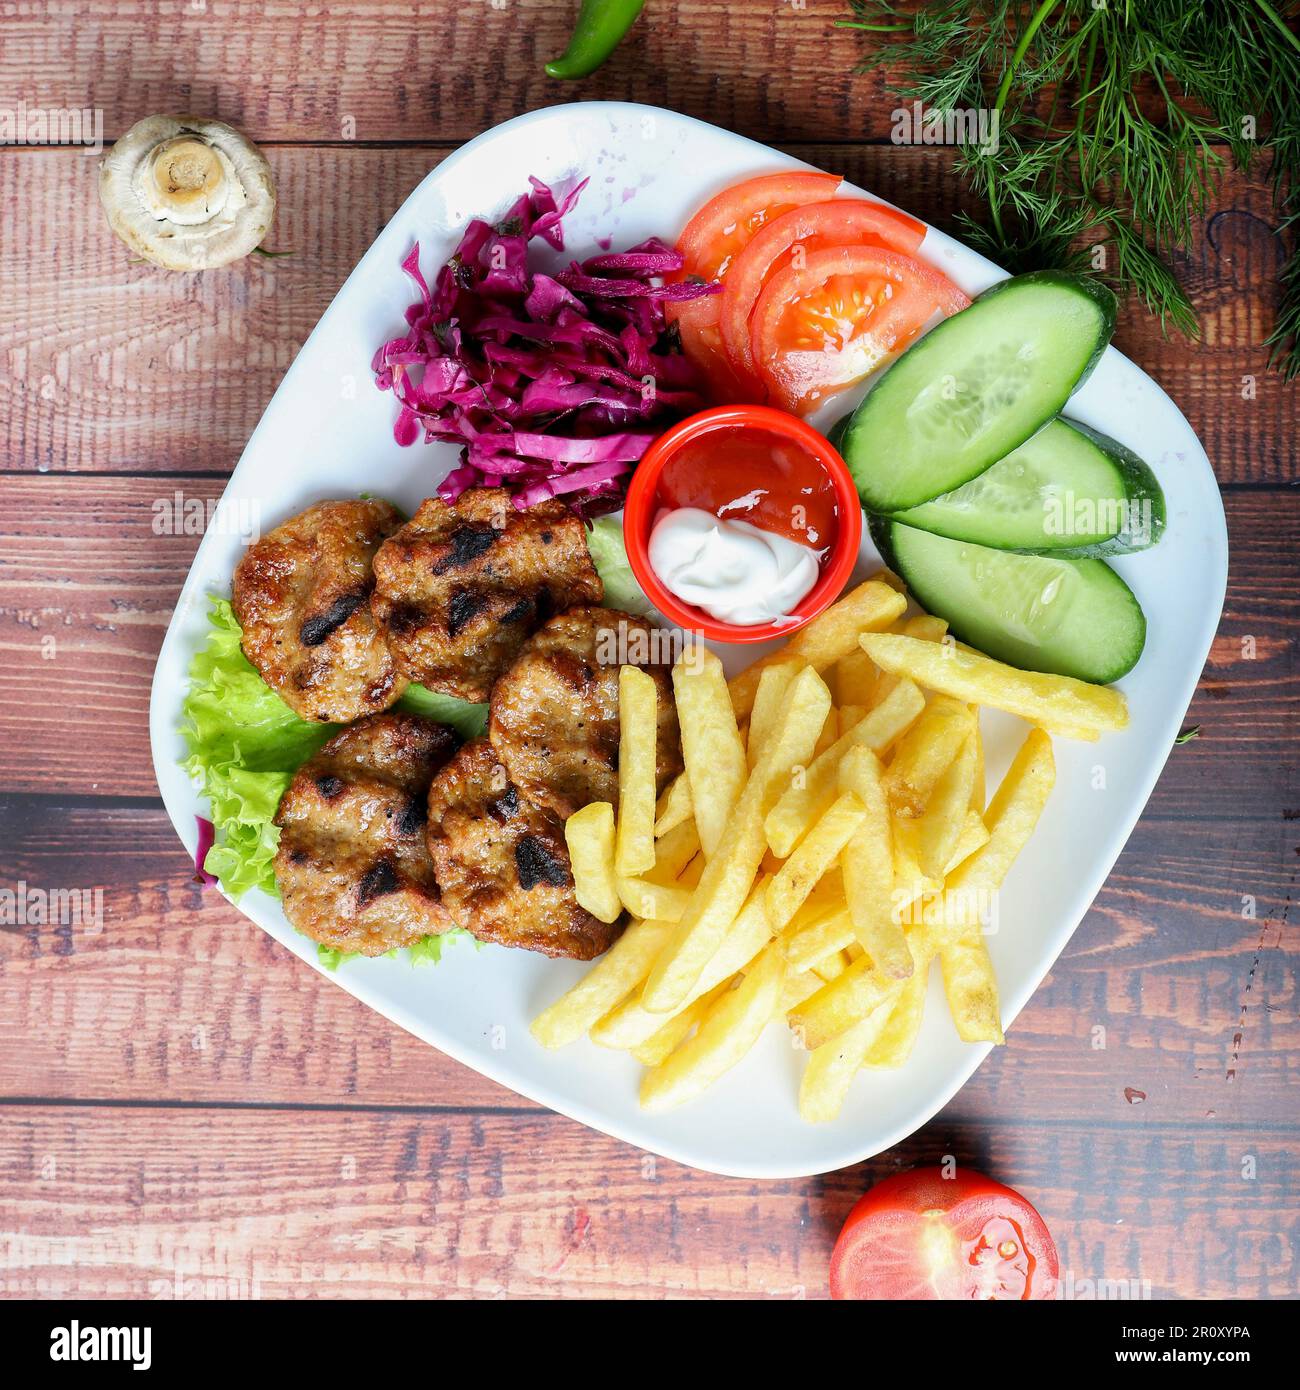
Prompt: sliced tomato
<box><xmin>667</xmin><ymin>170</ymin><xmax>843</xmax><ymax>404</ymax></box>
<box><xmin>830</xmin><ymin>1167</ymin><xmax>1060</xmax><ymax>1301</ymax></box>
<box><xmin>751</xmin><ymin>245</ymin><xmax>970</xmax><ymax>416</ymax></box>
<box><xmin>665</xmin><ymin>295</ymin><xmax>754</xmax><ymax>404</ymax></box>
<box><xmin>719</xmin><ymin>199</ymin><xmax>927</xmax><ymax>384</ymax></box>
<box><xmin>675</xmin><ymin>170</ymin><xmax>844</xmax><ymax>281</ymax></box>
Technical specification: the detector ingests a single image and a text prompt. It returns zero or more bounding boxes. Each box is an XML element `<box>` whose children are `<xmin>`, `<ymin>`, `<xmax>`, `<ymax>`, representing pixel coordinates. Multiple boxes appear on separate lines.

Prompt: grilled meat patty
<box><xmin>425</xmin><ymin>738</ymin><xmax>620</xmax><ymax>960</ymax></box>
<box><xmin>233</xmin><ymin>498</ymin><xmax>408</xmax><ymax>723</ymax></box>
<box><xmin>274</xmin><ymin>713</ymin><xmax>460</xmax><ymax>956</ymax></box>
<box><xmin>489</xmin><ymin>606</ymin><xmax>683</xmax><ymax>819</ymax></box>
<box><xmin>370</xmin><ymin>489</ymin><xmax>603</xmax><ymax>703</ymax></box>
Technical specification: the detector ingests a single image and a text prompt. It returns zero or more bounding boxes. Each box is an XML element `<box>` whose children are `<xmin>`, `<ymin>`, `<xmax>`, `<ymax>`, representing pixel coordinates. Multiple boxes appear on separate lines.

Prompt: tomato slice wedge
<box><xmin>830</xmin><ymin>1167</ymin><xmax>1060</xmax><ymax>1301</ymax></box>
<box><xmin>719</xmin><ymin>199</ymin><xmax>927</xmax><ymax>385</ymax></box>
<box><xmin>666</xmin><ymin>171</ymin><xmax>843</xmax><ymax>404</ymax></box>
<box><xmin>665</xmin><ymin>295</ymin><xmax>753</xmax><ymax>405</ymax></box>
<box><xmin>674</xmin><ymin>170</ymin><xmax>844</xmax><ymax>281</ymax></box>
<box><xmin>751</xmin><ymin>245</ymin><xmax>970</xmax><ymax>415</ymax></box>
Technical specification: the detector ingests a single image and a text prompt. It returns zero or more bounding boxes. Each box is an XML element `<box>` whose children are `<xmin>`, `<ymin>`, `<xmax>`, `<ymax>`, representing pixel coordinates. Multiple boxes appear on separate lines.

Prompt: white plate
<box><xmin>150</xmin><ymin>102</ymin><xmax>1227</xmax><ymax>1179</ymax></box>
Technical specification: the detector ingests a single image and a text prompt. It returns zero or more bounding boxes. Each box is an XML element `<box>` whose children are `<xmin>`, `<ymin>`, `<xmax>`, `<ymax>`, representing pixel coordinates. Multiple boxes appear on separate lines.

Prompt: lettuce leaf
<box><xmin>318</xmin><ymin>928</ymin><xmax>476</xmax><ymax>972</ymax></box>
<box><xmin>396</xmin><ymin>683</ymin><xmax>488</xmax><ymax>739</ymax></box>
<box><xmin>180</xmin><ymin>595</ymin><xmax>481</xmax><ymax>969</ymax></box>
<box><xmin>586</xmin><ymin>515</ymin><xmax>651</xmax><ymax>614</ymax></box>
<box><xmin>181</xmin><ymin>597</ymin><xmax>337</xmax><ymax>900</ymax></box>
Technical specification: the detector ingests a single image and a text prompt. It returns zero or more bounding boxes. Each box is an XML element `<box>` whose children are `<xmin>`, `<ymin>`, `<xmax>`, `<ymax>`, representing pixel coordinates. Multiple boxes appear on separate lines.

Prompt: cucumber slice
<box><xmin>842</xmin><ymin>271</ymin><xmax>1117</xmax><ymax>511</ymax></box>
<box><xmin>891</xmin><ymin>418</ymin><xmax>1166</xmax><ymax>557</ymax></box>
<box><xmin>872</xmin><ymin>518</ymin><xmax>1146</xmax><ymax>684</ymax></box>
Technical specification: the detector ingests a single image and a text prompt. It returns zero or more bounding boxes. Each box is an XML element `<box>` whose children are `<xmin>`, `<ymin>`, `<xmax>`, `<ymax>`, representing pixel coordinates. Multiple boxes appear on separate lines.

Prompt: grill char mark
<box><xmin>433</xmin><ymin>523</ymin><xmax>499</xmax><ymax>575</ymax></box>
<box><xmin>447</xmin><ymin>589</ymin><xmax>488</xmax><ymax>638</ymax></box>
<box><xmin>300</xmin><ymin>589</ymin><xmax>368</xmax><ymax>647</ymax></box>
<box><xmin>357</xmin><ymin>859</ymin><xmax>400</xmax><ymax>905</ymax></box>
<box><xmin>515</xmin><ymin>835</ymin><xmax>570</xmax><ymax>891</ymax></box>
<box><xmin>395</xmin><ymin>797</ymin><xmax>427</xmax><ymax>836</ymax></box>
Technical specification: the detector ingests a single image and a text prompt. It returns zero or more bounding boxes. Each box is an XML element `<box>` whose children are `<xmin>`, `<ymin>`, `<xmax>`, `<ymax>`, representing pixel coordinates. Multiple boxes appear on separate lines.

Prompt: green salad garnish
<box><xmin>180</xmin><ymin>595</ymin><xmax>487</xmax><ymax>967</ymax></box>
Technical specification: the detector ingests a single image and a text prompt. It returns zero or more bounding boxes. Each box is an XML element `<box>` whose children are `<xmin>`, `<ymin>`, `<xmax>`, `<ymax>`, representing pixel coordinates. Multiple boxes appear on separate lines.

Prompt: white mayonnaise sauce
<box><xmin>647</xmin><ymin>507</ymin><xmax>822</xmax><ymax>626</ymax></box>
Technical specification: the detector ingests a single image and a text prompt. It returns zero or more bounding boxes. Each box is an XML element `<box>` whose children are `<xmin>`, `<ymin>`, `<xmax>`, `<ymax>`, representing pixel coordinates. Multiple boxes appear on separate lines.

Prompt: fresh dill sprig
<box><xmin>842</xmin><ymin>0</ymin><xmax>1300</xmax><ymax>377</ymax></box>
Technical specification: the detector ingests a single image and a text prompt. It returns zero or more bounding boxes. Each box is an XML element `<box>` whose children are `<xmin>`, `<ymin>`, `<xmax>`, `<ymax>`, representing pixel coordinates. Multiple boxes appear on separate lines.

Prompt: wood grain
<box><xmin>2</xmin><ymin>1104</ymin><xmax>1294</xmax><ymax>1298</ymax></box>
<box><xmin>1</xmin><ymin>0</ymin><xmax>1297</xmax><ymax>1303</ymax></box>
<box><xmin>1</xmin><ymin>1</ymin><xmax>916</xmax><ymax>149</ymax></box>
<box><xmin>1</xmin><ymin>147</ymin><xmax>1294</xmax><ymax>484</ymax></box>
<box><xmin>0</xmin><ymin>475</ymin><xmax>1292</xmax><ymax>799</ymax></box>
<box><xmin>1</xmin><ymin>798</ymin><xmax>1294</xmax><ymax>1123</ymax></box>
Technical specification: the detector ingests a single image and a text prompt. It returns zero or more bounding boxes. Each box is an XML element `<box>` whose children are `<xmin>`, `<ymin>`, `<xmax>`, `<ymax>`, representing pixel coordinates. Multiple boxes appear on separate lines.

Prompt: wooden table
<box><xmin>1</xmin><ymin>1</ymin><xmax>1296</xmax><ymax>1300</ymax></box>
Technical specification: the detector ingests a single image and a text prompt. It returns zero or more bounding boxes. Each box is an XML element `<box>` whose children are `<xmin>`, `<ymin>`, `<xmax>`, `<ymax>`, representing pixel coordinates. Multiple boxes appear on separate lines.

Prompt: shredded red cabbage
<box><xmin>193</xmin><ymin>815</ymin><xmax>217</xmax><ymax>887</ymax></box>
<box><xmin>373</xmin><ymin>177</ymin><xmax>718</xmax><ymax>519</ymax></box>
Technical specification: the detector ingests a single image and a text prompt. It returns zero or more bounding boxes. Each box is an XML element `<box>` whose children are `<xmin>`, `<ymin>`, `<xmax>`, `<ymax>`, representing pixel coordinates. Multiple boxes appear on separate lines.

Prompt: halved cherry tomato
<box><xmin>751</xmin><ymin>245</ymin><xmax>970</xmax><ymax>416</ymax></box>
<box><xmin>830</xmin><ymin>1167</ymin><xmax>1060</xmax><ymax>1301</ymax></box>
<box><xmin>666</xmin><ymin>171</ymin><xmax>843</xmax><ymax>403</ymax></box>
<box><xmin>719</xmin><ymin>199</ymin><xmax>927</xmax><ymax>386</ymax></box>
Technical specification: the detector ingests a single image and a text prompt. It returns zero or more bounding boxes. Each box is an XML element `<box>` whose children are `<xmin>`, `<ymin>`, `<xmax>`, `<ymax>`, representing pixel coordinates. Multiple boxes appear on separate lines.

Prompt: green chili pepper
<box><xmin>545</xmin><ymin>0</ymin><xmax>645</xmax><ymax>80</ymax></box>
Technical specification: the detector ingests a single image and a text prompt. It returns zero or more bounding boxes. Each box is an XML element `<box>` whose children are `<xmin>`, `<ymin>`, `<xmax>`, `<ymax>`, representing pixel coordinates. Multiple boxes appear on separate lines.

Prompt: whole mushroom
<box><xmin>98</xmin><ymin>115</ymin><xmax>276</xmax><ymax>270</ymax></box>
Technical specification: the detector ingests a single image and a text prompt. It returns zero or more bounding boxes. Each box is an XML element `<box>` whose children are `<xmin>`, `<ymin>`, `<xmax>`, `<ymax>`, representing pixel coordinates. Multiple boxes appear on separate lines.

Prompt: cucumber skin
<box><xmin>888</xmin><ymin>417</ymin><xmax>1167</xmax><ymax>559</ymax></box>
<box><xmin>842</xmin><ymin>270</ymin><xmax>1119</xmax><ymax>512</ymax></box>
<box><xmin>869</xmin><ymin>515</ymin><xmax>1147</xmax><ymax>684</ymax></box>
<box><xmin>1040</xmin><ymin>420</ymin><xmax>1166</xmax><ymax>558</ymax></box>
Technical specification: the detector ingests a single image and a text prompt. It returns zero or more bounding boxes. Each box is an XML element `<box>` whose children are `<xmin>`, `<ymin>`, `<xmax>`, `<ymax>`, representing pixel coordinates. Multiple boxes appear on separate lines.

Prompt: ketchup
<box><xmin>656</xmin><ymin>425</ymin><xmax>839</xmax><ymax>551</ymax></box>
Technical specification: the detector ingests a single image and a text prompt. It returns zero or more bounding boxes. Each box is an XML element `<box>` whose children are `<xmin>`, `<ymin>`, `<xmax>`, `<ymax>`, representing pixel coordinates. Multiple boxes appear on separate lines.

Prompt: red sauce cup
<box><xmin>624</xmin><ymin>404</ymin><xmax>863</xmax><ymax>643</ymax></box>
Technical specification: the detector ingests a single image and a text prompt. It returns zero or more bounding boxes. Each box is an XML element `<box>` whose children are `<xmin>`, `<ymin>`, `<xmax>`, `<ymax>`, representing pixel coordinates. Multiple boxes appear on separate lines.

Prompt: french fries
<box><xmin>860</xmin><ymin>633</ymin><xmax>1128</xmax><ymax>737</ymax></box>
<box><xmin>764</xmin><ymin>792</ymin><xmax>866</xmax><ymax>932</ymax></box>
<box><xmin>640</xmin><ymin>942</ymin><xmax>787</xmax><ymax>1113</ymax></box>
<box><xmin>938</xmin><ymin>727</ymin><xmax>1055</xmax><ymax>936</ymax></box>
<box><xmin>831</xmin><ymin>647</ymin><xmax>877</xmax><ymax>708</ymax></box>
<box><xmin>530</xmin><ymin>918</ymin><xmax>674</xmax><ymax>1049</ymax></box>
<box><xmin>615</xmin><ymin>665</ymin><xmax>658</xmax><ymax>876</ymax></box>
<box><xmin>564</xmin><ymin>801</ymin><xmax>622</xmax><ymax>923</ymax></box>
<box><xmin>616</xmin><ymin>874</ymin><xmax>692</xmax><ymax>923</ymax></box>
<box><xmin>864</xmin><ymin>931</ymin><xmax>937</xmax><ymax>1068</ymax></box>
<box><xmin>532</xmin><ymin>574</ymin><xmax>1128</xmax><ymax>1124</ymax></box>
<box><xmin>590</xmin><ymin>888</ymin><xmax>773</xmax><ymax>1050</ymax></box>
<box><xmin>764</xmin><ymin>678</ymin><xmax>924</xmax><ymax>859</ymax></box>
<box><xmin>640</xmin><ymin>666</ymin><xmax>831</xmax><ymax>1014</ymax></box>
<box><xmin>939</xmin><ymin>931</ymin><xmax>1005</xmax><ymax>1044</ymax></box>
<box><xmin>788</xmin><ymin>954</ymin><xmax>899</xmax><ymax>1051</ymax></box>
<box><xmin>673</xmin><ymin>646</ymin><xmax>747</xmax><ymax>858</ymax></box>
<box><xmin>727</xmin><ymin>579</ymin><xmax>905</xmax><ymax>719</ymax></box>
<box><xmin>654</xmin><ymin>773</ymin><xmax>693</xmax><ymax>836</ymax></box>
<box><xmin>837</xmin><ymin>745</ymin><xmax>912</xmax><ymax>981</ymax></box>
<box><xmin>885</xmin><ymin>695</ymin><xmax>974</xmax><ymax>817</ymax></box>
<box><xmin>785</xmin><ymin>902</ymin><xmax>855</xmax><ymax>974</ymax></box>
<box><xmin>648</xmin><ymin>816</ymin><xmax>702</xmax><ymax>883</ymax></box>
<box><xmin>913</xmin><ymin>732</ymin><xmax>979</xmax><ymax>879</ymax></box>
<box><xmin>799</xmin><ymin>990</ymin><xmax>902</xmax><ymax>1123</ymax></box>
<box><xmin>747</xmin><ymin>662</ymin><xmax>799</xmax><ymax>768</ymax></box>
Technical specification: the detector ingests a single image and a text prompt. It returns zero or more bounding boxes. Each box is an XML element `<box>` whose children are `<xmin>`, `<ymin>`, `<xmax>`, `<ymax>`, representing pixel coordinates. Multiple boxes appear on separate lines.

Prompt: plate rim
<box><xmin>148</xmin><ymin>100</ymin><xmax>1229</xmax><ymax>1179</ymax></box>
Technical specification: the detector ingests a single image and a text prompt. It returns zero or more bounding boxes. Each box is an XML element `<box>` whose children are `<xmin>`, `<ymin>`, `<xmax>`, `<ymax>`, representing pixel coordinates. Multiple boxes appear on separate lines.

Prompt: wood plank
<box><xmin>2</xmin><ymin>798</ymin><xmax>1294</xmax><ymax>1124</ymax></box>
<box><xmin>0</xmin><ymin>0</ymin><xmax>1240</xmax><ymax>150</ymax></box>
<box><xmin>1</xmin><ymin>1103</ymin><xmax>1294</xmax><ymax>1298</ymax></box>
<box><xmin>2</xmin><ymin>145</ymin><xmax>1293</xmax><ymax>484</ymax></box>
<box><xmin>0</xmin><ymin>473</ymin><xmax>1291</xmax><ymax>799</ymax></box>
<box><xmin>0</xmin><ymin>800</ymin><xmax>523</xmax><ymax>1111</ymax></box>
<box><xmin>0</xmin><ymin>0</ymin><xmax>926</xmax><ymax>149</ymax></box>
